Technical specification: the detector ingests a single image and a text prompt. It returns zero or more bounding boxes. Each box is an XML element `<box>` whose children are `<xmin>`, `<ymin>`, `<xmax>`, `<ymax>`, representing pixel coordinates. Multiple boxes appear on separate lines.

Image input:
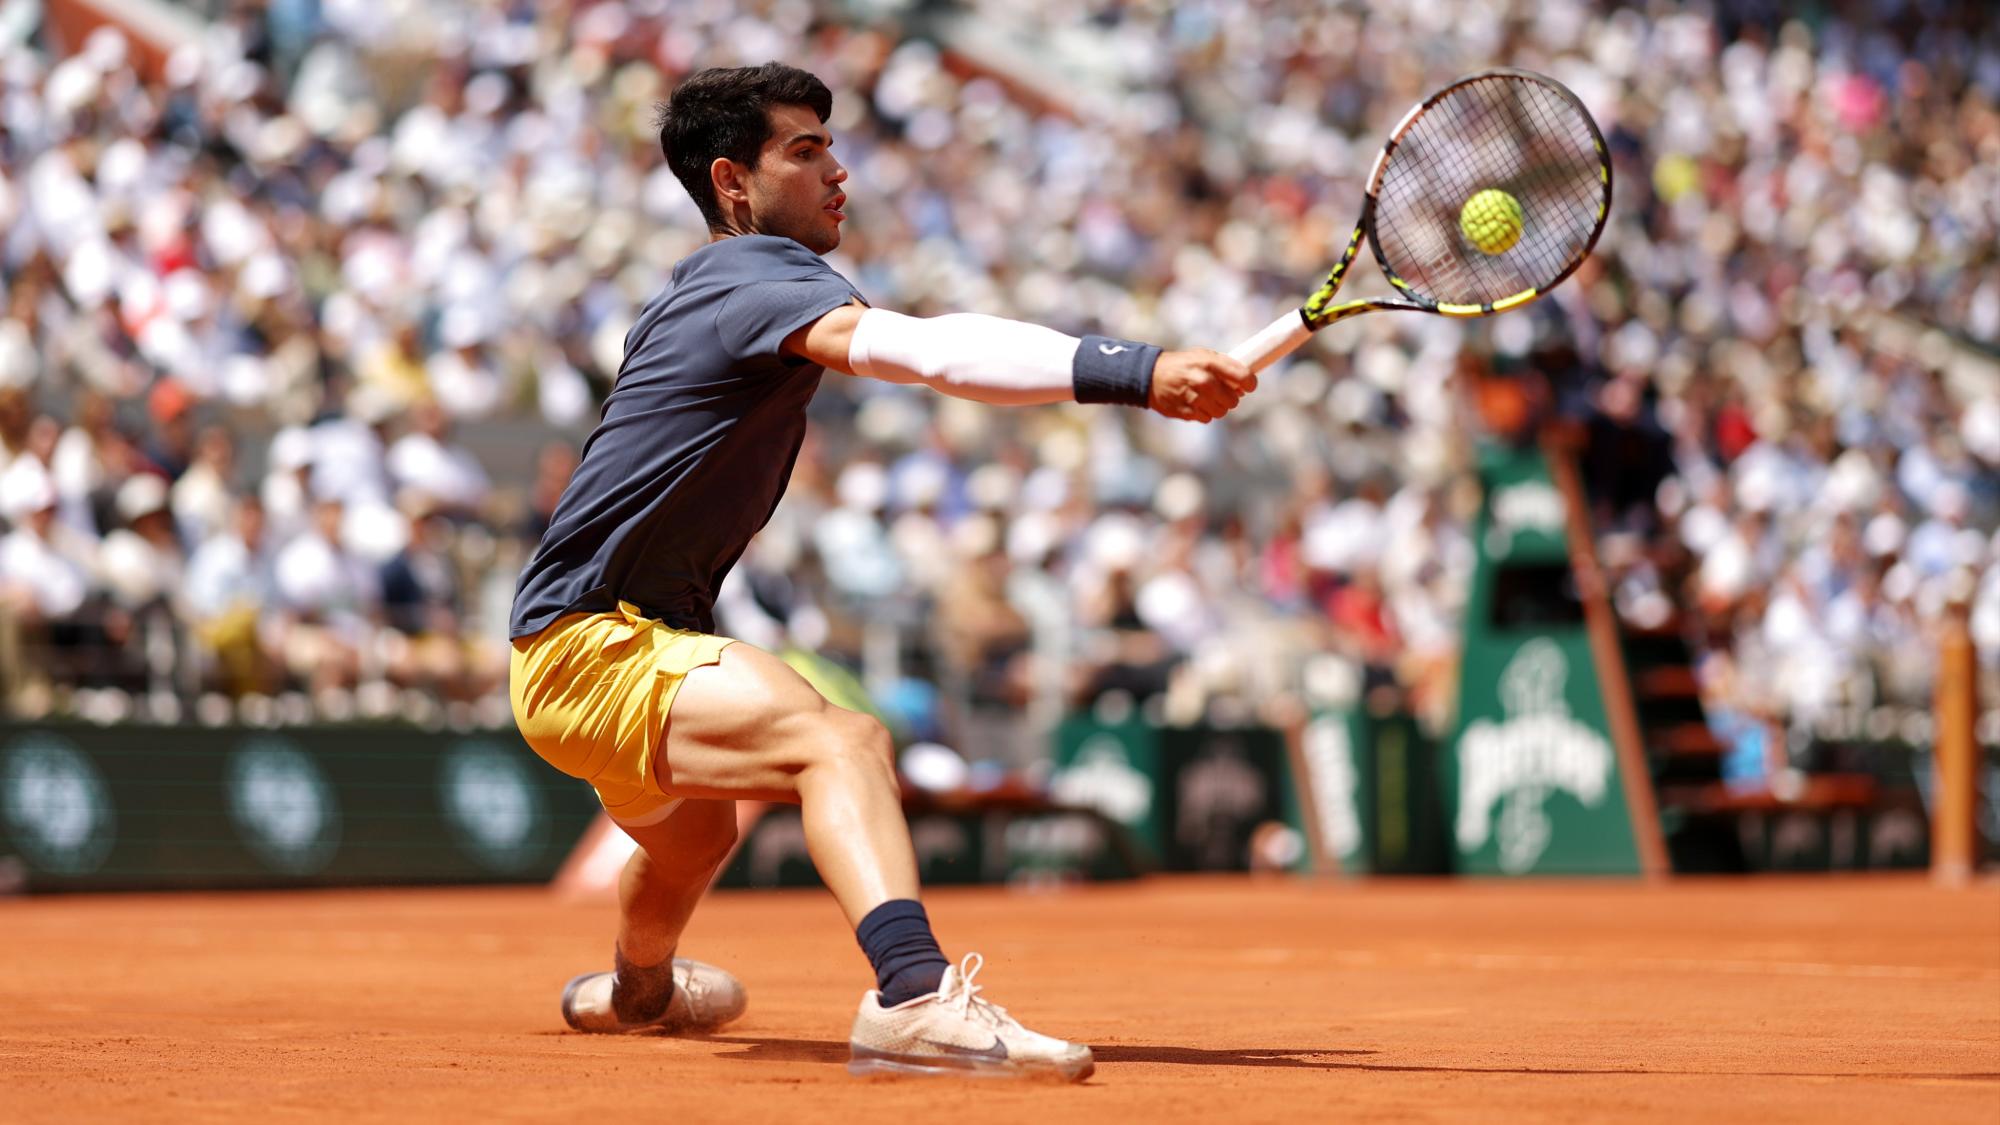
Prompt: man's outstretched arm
<box><xmin>784</xmin><ymin>303</ymin><xmax>1257</xmax><ymax>424</ymax></box>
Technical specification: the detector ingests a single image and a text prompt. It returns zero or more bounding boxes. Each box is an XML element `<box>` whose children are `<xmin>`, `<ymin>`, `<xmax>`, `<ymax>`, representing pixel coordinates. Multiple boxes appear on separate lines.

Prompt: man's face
<box><xmin>735</xmin><ymin>102</ymin><xmax>848</xmax><ymax>253</ymax></box>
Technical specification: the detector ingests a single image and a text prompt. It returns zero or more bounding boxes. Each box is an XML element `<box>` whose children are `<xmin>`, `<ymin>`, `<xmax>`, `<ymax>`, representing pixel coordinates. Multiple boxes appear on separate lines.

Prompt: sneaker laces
<box><xmin>938</xmin><ymin>952</ymin><xmax>1015</xmax><ymax>1030</ymax></box>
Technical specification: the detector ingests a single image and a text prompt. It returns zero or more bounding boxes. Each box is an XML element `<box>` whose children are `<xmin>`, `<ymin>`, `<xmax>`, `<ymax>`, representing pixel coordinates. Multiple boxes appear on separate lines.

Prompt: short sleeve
<box><xmin>710</xmin><ymin>238</ymin><xmax>863</xmax><ymax>362</ymax></box>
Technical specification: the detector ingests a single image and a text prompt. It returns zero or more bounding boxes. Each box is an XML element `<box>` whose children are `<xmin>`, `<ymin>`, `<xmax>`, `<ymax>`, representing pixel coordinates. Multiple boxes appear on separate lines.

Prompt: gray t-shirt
<box><xmin>509</xmin><ymin>235</ymin><xmax>863</xmax><ymax>639</ymax></box>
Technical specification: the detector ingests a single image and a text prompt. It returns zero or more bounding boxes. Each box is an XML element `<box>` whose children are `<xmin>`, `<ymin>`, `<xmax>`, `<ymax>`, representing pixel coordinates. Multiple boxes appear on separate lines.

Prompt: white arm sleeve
<box><xmin>846</xmin><ymin>308</ymin><xmax>1079</xmax><ymax>406</ymax></box>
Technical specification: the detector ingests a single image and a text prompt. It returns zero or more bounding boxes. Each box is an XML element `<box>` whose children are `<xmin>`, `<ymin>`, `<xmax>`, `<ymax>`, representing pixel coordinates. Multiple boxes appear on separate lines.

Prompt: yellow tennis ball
<box><xmin>1460</xmin><ymin>189</ymin><xmax>1524</xmax><ymax>255</ymax></box>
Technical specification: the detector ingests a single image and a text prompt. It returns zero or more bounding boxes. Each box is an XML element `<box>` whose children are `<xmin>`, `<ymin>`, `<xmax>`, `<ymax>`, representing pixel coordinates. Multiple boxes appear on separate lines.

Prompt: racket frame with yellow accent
<box><xmin>1231</xmin><ymin>67</ymin><xmax>1613</xmax><ymax>373</ymax></box>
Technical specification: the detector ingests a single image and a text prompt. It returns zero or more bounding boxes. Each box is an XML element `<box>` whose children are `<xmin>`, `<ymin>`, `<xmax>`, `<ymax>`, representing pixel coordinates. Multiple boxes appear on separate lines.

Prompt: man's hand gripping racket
<box><xmin>1231</xmin><ymin>68</ymin><xmax>1613</xmax><ymax>373</ymax></box>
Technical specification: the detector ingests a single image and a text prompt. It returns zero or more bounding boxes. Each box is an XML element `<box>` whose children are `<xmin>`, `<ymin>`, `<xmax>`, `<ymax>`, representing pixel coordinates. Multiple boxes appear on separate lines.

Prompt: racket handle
<box><xmin>1229</xmin><ymin>312</ymin><xmax>1312</xmax><ymax>373</ymax></box>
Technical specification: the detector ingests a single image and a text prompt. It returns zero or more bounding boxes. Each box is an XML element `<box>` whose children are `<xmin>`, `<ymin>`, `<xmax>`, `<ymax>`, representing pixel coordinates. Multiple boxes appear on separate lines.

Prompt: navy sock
<box><xmin>855</xmin><ymin>900</ymin><xmax>949</xmax><ymax>1007</ymax></box>
<box><xmin>610</xmin><ymin>946</ymin><xmax>676</xmax><ymax>1024</ymax></box>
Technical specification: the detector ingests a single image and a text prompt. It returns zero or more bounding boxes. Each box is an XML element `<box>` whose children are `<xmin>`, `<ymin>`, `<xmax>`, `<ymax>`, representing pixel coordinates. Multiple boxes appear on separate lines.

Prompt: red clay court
<box><xmin>5</xmin><ymin>875</ymin><xmax>1996</xmax><ymax>1123</ymax></box>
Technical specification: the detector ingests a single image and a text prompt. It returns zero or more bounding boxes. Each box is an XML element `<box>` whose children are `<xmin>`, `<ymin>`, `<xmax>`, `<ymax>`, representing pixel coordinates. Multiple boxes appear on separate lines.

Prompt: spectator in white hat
<box><xmin>309</xmin><ymin>384</ymin><xmax>397</xmax><ymax>508</ymax></box>
<box><xmin>169</xmin><ymin>424</ymin><xmax>240</xmax><ymax>545</ymax></box>
<box><xmin>185</xmin><ymin>493</ymin><xmax>283</xmax><ymax>695</ymax></box>
<box><xmin>385</xmin><ymin>399</ymin><xmax>490</xmax><ymax>518</ymax></box>
<box><xmin>48</xmin><ymin>389</ymin><xmax>136</xmax><ymax>536</ymax></box>
<box><xmin>259</xmin><ymin>424</ymin><xmax>316</xmax><ymax>542</ymax></box>
<box><xmin>426</xmin><ymin>306</ymin><xmax>503</xmax><ymax>419</ymax></box>
<box><xmin>0</xmin><ymin>458</ymin><xmax>90</xmax><ymax>621</ymax></box>
<box><xmin>271</xmin><ymin>495</ymin><xmax>377</xmax><ymax>693</ymax></box>
<box><xmin>95</xmin><ymin>472</ymin><xmax>183</xmax><ymax>611</ymax></box>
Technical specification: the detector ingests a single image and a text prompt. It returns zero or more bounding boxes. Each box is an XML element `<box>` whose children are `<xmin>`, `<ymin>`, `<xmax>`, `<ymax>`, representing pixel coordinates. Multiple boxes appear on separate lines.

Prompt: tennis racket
<box><xmin>1230</xmin><ymin>68</ymin><xmax>1612</xmax><ymax>372</ymax></box>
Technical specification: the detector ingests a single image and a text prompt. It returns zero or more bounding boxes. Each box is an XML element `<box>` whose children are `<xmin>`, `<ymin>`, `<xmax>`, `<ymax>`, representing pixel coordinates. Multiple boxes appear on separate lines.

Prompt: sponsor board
<box><xmin>227</xmin><ymin>738</ymin><xmax>342</xmax><ymax>875</ymax></box>
<box><xmin>1455</xmin><ymin>641</ymin><xmax>1616</xmax><ymax>873</ymax></box>
<box><xmin>1449</xmin><ymin>445</ymin><xmax>1647</xmax><ymax>876</ymax></box>
<box><xmin>1</xmin><ymin>734</ymin><xmax>115</xmax><ymax>876</ymax></box>
<box><xmin>716</xmin><ymin>804</ymin><xmax>1137</xmax><ymax>889</ymax></box>
<box><xmin>0</xmin><ymin>724</ymin><xmax>597</xmax><ymax>890</ymax></box>
<box><xmin>1300</xmin><ymin>715</ymin><xmax>1363</xmax><ymax>864</ymax></box>
<box><xmin>439</xmin><ymin>741</ymin><xmax>547</xmax><ymax>874</ymax></box>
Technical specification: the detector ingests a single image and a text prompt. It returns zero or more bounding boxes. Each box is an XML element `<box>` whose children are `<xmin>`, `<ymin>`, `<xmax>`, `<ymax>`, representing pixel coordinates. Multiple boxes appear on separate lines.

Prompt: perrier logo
<box><xmin>1456</xmin><ymin>639</ymin><xmax>1612</xmax><ymax>872</ymax></box>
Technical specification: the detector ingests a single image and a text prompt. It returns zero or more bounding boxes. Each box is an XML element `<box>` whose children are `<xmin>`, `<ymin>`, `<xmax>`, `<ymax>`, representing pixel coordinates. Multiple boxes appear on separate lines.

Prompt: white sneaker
<box><xmin>560</xmin><ymin>957</ymin><xmax>747</xmax><ymax>1033</ymax></box>
<box><xmin>847</xmin><ymin>953</ymin><xmax>1094</xmax><ymax>1081</ymax></box>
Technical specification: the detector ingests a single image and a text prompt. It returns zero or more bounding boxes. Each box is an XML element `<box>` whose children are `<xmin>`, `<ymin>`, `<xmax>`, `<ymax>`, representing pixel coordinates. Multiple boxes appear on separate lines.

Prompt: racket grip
<box><xmin>1228</xmin><ymin>312</ymin><xmax>1312</xmax><ymax>373</ymax></box>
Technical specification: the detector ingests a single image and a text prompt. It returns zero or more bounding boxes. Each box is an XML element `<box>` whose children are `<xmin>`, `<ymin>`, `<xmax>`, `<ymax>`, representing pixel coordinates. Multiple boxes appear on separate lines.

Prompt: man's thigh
<box><xmin>657</xmin><ymin>641</ymin><xmax>860</xmax><ymax>801</ymax></box>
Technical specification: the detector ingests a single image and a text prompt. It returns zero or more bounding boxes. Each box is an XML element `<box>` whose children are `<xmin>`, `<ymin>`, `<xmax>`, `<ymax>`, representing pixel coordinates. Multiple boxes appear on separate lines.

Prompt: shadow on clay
<box><xmin>693</xmin><ymin>1036</ymin><xmax>1374</xmax><ymax>1070</ymax></box>
<box><xmin>687</xmin><ymin>1037</ymin><xmax>2000</xmax><ymax>1082</ymax></box>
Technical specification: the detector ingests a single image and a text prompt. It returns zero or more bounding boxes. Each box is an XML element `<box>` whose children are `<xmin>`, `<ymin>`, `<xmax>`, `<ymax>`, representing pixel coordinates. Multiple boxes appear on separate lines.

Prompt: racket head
<box><xmin>1362</xmin><ymin>69</ymin><xmax>1612</xmax><ymax>316</ymax></box>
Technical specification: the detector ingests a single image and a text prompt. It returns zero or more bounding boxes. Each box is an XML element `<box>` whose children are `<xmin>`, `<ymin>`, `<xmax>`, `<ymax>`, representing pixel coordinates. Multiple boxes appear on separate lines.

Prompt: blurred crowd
<box><xmin>0</xmin><ymin>0</ymin><xmax>1994</xmax><ymax>761</ymax></box>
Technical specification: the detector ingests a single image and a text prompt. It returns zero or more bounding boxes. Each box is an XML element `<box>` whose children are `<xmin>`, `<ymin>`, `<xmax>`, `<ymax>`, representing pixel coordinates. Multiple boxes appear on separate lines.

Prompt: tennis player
<box><xmin>508</xmin><ymin>62</ymin><xmax>1253</xmax><ymax>1081</ymax></box>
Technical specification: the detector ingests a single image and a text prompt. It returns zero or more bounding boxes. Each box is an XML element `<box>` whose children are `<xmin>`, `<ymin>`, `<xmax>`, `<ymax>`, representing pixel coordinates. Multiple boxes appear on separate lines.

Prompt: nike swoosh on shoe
<box><xmin>918</xmin><ymin>1037</ymin><xmax>1009</xmax><ymax>1062</ymax></box>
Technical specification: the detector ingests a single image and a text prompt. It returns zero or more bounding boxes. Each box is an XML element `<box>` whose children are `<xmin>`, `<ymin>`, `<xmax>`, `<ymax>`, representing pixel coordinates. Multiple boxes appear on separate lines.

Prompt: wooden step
<box><xmin>1658</xmin><ymin>774</ymin><xmax>1878</xmax><ymax>814</ymax></box>
<box><xmin>1633</xmin><ymin>665</ymin><xmax>1701</xmax><ymax>700</ymax></box>
<box><xmin>1649</xmin><ymin>722</ymin><xmax>1726</xmax><ymax>756</ymax></box>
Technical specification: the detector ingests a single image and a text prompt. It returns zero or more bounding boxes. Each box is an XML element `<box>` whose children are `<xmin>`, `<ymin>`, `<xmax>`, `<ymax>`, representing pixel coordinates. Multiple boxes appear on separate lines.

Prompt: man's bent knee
<box><xmin>688</xmin><ymin>803</ymin><xmax>741</xmax><ymax>868</ymax></box>
<box><xmin>629</xmin><ymin>800</ymin><xmax>739</xmax><ymax>873</ymax></box>
<box><xmin>686</xmin><ymin>833</ymin><xmax>737</xmax><ymax>874</ymax></box>
<box><xmin>839</xmin><ymin>710</ymin><xmax>897</xmax><ymax>770</ymax></box>
<box><xmin>805</xmin><ymin>708</ymin><xmax>896</xmax><ymax>779</ymax></box>
<box><xmin>673</xmin><ymin>817</ymin><xmax>738</xmax><ymax>872</ymax></box>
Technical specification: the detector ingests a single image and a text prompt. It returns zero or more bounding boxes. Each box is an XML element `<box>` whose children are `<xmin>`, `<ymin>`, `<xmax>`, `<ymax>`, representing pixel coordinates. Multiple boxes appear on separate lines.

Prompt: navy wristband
<box><xmin>1073</xmin><ymin>336</ymin><xmax>1161</xmax><ymax>407</ymax></box>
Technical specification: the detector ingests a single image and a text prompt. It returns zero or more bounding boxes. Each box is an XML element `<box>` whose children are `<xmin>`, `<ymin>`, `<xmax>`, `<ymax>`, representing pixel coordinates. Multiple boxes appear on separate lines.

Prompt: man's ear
<box><xmin>710</xmin><ymin>157</ymin><xmax>750</xmax><ymax>209</ymax></box>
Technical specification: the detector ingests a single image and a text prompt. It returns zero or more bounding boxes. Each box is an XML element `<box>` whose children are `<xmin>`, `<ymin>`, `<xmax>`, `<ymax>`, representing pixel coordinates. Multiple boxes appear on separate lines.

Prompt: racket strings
<box><xmin>1372</xmin><ymin>75</ymin><xmax>1606</xmax><ymax>307</ymax></box>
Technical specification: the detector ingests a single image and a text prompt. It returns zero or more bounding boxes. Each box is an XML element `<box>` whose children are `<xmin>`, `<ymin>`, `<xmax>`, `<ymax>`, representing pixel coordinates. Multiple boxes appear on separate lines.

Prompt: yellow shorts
<box><xmin>509</xmin><ymin>602</ymin><xmax>734</xmax><ymax>825</ymax></box>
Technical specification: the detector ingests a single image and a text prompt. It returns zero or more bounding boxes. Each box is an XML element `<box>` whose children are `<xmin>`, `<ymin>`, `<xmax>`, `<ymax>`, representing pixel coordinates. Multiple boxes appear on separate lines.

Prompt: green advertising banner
<box><xmin>1297</xmin><ymin>710</ymin><xmax>1369</xmax><ymax>872</ymax></box>
<box><xmin>0</xmin><ymin>724</ymin><xmax>600</xmax><ymax>892</ymax></box>
<box><xmin>1448</xmin><ymin>446</ymin><xmax>1648</xmax><ymax>876</ymax></box>
<box><xmin>714</xmin><ymin>804</ymin><xmax>1142</xmax><ymax>890</ymax></box>
<box><xmin>1048</xmin><ymin>716</ymin><xmax>1306</xmax><ymax>872</ymax></box>
<box><xmin>1049</xmin><ymin>715</ymin><xmax>1167</xmax><ymax>862</ymax></box>
<box><xmin>1157</xmin><ymin>725</ymin><xmax>1304</xmax><ymax>872</ymax></box>
<box><xmin>1298</xmin><ymin>709</ymin><xmax>1451</xmax><ymax>875</ymax></box>
<box><xmin>1734</xmin><ymin>798</ymin><xmax>1930</xmax><ymax>872</ymax></box>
